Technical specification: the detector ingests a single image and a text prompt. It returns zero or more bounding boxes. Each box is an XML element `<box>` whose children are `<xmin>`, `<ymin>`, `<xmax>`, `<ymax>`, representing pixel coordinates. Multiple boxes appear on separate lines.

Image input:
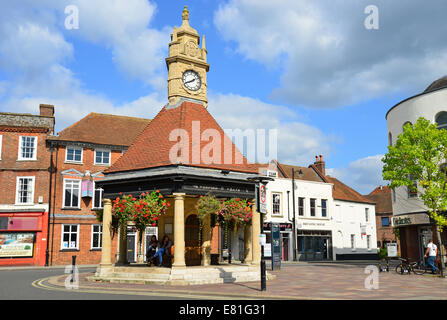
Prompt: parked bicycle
<box><xmin>395</xmin><ymin>258</ymin><xmax>426</xmax><ymax>275</ymax></box>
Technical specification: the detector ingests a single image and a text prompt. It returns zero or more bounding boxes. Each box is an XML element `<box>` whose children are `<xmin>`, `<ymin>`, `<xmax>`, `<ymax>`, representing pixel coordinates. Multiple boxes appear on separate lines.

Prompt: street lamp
<box><xmin>248</xmin><ymin>176</ymin><xmax>273</xmax><ymax>291</ymax></box>
<box><xmin>291</xmin><ymin>168</ymin><xmax>303</xmax><ymax>261</ymax></box>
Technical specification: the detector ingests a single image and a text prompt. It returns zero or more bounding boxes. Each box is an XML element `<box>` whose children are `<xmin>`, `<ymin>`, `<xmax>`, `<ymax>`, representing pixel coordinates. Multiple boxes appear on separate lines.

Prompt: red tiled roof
<box><xmin>365</xmin><ymin>186</ymin><xmax>392</xmax><ymax>214</ymax></box>
<box><xmin>275</xmin><ymin>161</ymin><xmax>325</xmax><ymax>182</ymax></box>
<box><xmin>53</xmin><ymin>113</ymin><xmax>151</xmax><ymax>147</ymax></box>
<box><xmin>325</xmin><ymin>176</ymin><xmax>375</xmax><ymax>204</ymax></box>
<box><xmin>106</xmin><ymin>101</ymin><xmax>258</xmax><ymax>174</ymax></box>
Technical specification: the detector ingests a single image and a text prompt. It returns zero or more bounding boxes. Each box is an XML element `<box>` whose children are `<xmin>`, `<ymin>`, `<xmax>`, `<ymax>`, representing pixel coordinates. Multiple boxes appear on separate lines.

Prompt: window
<box><xmin>388</xmin><ymin>132</ymin><xmax>392</xmax><ymax>146</ymax></box>
<box><xmin>382</xmin><ymin>217</ymin><xmax>390</xmax><ymax>227</ymax></box>
<box><xmin>402</xmin><ymin>121</ymin><xmax>412</xmax><ymax>131</ymax></box>
<box><xmin>407</xmin><ymin>175</ymin><xmax>418</xmax><ymax>198</ymax></box>
<box><xmin>298</xmin><ymin>197</ymin><xmax>304</xmax><ymax>216</ymax></box>
<box><xmin>0</xmin><ymin>135</ymin><xmax>2</xmax><ymax>160</ymax></box>
<box><xmin>435</xmin><ymin>112</ymin><xmax>447</xmax><ymax>130</ymax></box>
<box><xmin>65</xmin><ymin>146</ymin><xmax>83</xmax><ymax>163</ymax></box>
<box><xmin>310</xmin><ymin>198</ymin><xmax>316</xmax><ymax>216</ymax></box>
<box><xmin>91</xmin><ymin>224</ymin><xmax>102</xmax><ymax>249</ymax></box>
<box><xmin>16</xmin><ymin>177</ymin><xmax>35</xmax><ymax>204</ymax></box>
<box><xmin>351</xmin><ymin>234</ymin><xmax>355</xmax><ymax>249</ymax></box>
<box><xmin>61</xmin><ymin>224</ymin><xmax>79</xmax><ymax>249</ymax></box>
<box><xmin>272</xmin><ymin>193</ymin><xmax>281</xmax><ymax>216</ymax></box>
<box><xmin>95</xmin><ymin>149</ymin><xmax>110</xmax><ymax>165</ymax></box>
<box><xmin>18</xmin><ymin>136</ymin><xmax>37</xmax><ymax>160</ymax></box>
<box><xmin>92</xmin><ymin>183</ymin><xmax>104</xmax><ymax>209</ymax></box>
<box><xmin>365</xmin><ymin>208</ymin><xmax>369</xmax><ymax>222</ymax></box>
<box><xmin>63</xmin><ymin>179</ymin><xmax>81</xmax><ymax>208</ymax></box>
<box><xmin>367</xmin><ymin>235</ymin><xmax>371</xmax><ymax>249</ymax></box>
<box><xmin>321</xmin><ymin>199</ymin><xmax>327</xmax><ymax>217</ymax></box>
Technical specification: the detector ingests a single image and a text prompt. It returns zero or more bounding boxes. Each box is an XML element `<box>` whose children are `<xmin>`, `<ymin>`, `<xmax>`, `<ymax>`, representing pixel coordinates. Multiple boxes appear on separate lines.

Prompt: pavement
<box><xmin>22</xmin><ymin>261</ymin><xmax>447</xmax><ymax>300</ymax></box>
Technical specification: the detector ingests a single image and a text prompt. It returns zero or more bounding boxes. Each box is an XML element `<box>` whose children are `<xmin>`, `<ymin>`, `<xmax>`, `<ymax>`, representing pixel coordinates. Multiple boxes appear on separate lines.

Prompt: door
<box><xmin>127</xmin><ymin>234</ymin><xmax>136</xmax><ymax>263</ymax></box>
<box><xmin>185</xmin><ymin>215</ymin><xmax>201</xmax><ymax>266</ymax></box>
<box><xmin>282</xmin><ymin>234</ymin><xmax>289</xmax><ymax>261</ymax></box>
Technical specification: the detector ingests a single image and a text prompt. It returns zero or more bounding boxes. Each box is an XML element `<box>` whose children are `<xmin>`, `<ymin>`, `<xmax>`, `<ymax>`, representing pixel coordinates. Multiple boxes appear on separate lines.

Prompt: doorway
<box><xmin>185</xmin><ymin>214</ymin><xmax>201</xmax><ymax>266</ymax></box>
<box><xmin>127</xmin><ymin>233</ymin><xmax>136</xmax><ymax>263</ymax></box>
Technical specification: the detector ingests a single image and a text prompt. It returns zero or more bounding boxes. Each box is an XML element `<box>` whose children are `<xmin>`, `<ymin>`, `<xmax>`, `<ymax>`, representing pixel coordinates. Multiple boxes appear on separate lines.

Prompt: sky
<box><xmin>1</xmin><ymin>0</ymin><xmax>447</xmax><ymax>194</ymax></box>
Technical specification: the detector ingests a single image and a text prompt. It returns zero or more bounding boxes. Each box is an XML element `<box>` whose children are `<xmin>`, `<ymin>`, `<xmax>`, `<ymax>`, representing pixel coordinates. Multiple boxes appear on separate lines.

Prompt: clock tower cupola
<box><xmin>166</xmin><ymin>6</ymin><xmax>209</xmax><ymax>107</ymax></box>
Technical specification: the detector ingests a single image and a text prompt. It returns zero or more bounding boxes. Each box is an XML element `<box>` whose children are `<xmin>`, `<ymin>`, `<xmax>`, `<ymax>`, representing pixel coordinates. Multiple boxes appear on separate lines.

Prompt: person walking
<box><xmin>424</xmin><ymin>239</ymin><xmax>438</xmax><ymax>274</ymax></box>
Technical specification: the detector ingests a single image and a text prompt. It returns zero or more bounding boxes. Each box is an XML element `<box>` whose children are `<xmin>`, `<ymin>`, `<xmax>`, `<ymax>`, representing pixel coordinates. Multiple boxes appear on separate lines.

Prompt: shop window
<box><xmin>382</xmin><ymin>217</ymin><xmax>390</xmax><ymax>227</ymax></box>
<box><xmin>18</xmin><ymin>136</ymin><xmax>37</xmax><ymax>160</ymax></box>
<box><xmin>95</xmin><ymin>149</ymin><xmax>111</xmax><ymax>165</ymax></box>
<box><xmin>298</xmin><ymin>197</ymin><xmax>304</xmax><ymax>216</ymax></box>
<box><xmin>63</xmin><ymin>179</ymin><xmax>81</xmax><ymax>208</ymax></box>
<box><xmin>61</xmin><ymin>224</ymin><xmax>79</xmax><ymax>250</ymax></box>
<box><xmin>272</xmin><ymin>193</ymin><xmax>281</xmax><ymax>216</ymax></box>
<box><xmin>91</xmin><ymin>224</ymin><xmax>102</xmax><ymax>249</ymax></box>
<box><xmin>92</xmin><ymin>182</ymin><xmax>104</xmax><ymax>209</ymax></box>
<box><xmin>321</xmin><ymin>199</ymin><xmax>327</xmax><ymax>217</ymax></box>
<box><xmin>310</xmin><ymin>198</ymin><xmax>316</xmax><ymax>216</ymax></box>
<box><xmin>66</xmin><ymin>146</ymin><xmax>83</xmax><ymax>163</ymax></box>
<box><xmin>15</xmin><ymin>176</ymin><xmax>35</xmax><ymax>204</ymax></box>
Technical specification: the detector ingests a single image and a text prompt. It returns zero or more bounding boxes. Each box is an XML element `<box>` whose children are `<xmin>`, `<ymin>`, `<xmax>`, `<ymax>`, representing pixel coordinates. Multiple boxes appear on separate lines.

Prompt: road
<box><xmin>0</xmin><ymin>267</ymin><xmax>191</xmax><ymax>300</ymax></box>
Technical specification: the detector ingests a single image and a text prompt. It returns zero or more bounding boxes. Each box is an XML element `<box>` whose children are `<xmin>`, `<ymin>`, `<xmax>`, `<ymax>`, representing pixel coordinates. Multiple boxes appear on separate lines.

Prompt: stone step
<box><xmin>111</xmin><ymin>272</ymin><xmax>170</xmax><ymax>280</ymax></box>
<box><xmin>107</xmin><ymin>278</ymin><xmax>168</xmax><ymax>285</ymax></box>
<box><xmin>113</xmin><ymin>267</ymin><xmax>171</xmax><ymax>274</ymax></box>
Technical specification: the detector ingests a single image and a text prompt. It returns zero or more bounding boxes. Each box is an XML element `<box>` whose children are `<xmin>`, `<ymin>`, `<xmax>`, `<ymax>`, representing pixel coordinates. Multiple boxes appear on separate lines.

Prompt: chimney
<box><xmin>40</xmin><ymin>104</ymin><xmax>54</xmax><ymax>117</ymax></box>
<box><xmin>314</xmin><ymin>154</ymin><xmax>326</xmax><ymax>175</ymax></box>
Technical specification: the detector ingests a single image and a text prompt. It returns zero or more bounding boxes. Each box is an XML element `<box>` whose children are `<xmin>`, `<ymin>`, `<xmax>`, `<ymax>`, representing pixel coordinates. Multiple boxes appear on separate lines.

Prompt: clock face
<box><xmin>182</xmin><ymin>70</ymin><xmax>201</xmax><ymax>91</ymax></box>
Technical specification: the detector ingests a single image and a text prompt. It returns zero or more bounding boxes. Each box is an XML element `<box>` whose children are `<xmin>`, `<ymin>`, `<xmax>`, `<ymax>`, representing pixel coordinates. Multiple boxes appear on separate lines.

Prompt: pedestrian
<box><xmin>152</xmin><ymin>235</ymin><xmax>173</xmax><ymax>267</ymax></box>
<box><xmin>424</xmin><ymin>239</ymin><xmax>438</xmax><ymax>274</ymax></box>
<box><xmin>146</xmin><ymin>235</ymin><xmax>159</xmax><ymax>267</ymax></box>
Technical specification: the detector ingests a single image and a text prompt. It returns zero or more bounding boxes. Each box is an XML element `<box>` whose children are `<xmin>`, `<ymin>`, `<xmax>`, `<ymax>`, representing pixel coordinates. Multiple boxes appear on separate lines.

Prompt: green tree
<box><xmin>382</xmin><ymin>117</ymin><xmax>447</xmax><ymax>277</ymax></box>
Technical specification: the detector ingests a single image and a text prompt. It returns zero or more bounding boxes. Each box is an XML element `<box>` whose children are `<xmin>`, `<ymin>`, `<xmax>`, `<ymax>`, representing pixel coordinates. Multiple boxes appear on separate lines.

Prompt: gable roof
<box><xmin>365</xmin><ymin>186</ymin><xmax>392</xmax><ymax>214</ymax></box>
<box><xmin>325</xmin><ymin>176</ymin><xmax>375</xmax><ymax>204</ymax></box>
<box><xmin>106</xmin><ymin>100</ymin><xmax>259</xmax><ymax>174</ymax></box>
<box><xmin>53</xmin><ymin>113</ymin><xmax>151</xmax><ymax>147</ymax></box>
<box><xmin>274</xmin><ymin>161</ymin><xmax>325</xmax><ymax>182</ymax></box>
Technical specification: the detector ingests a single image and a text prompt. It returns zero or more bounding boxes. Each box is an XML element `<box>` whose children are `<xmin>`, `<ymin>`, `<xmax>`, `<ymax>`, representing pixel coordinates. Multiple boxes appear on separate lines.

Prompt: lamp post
<box><xmin>291</xmin><ymin>168</ymin><xmax>303</xmax><ymax>261</ymax></box>
<box><xmin>248</xmin><ymin>176</ymin><xmax>273</xmax><ymax>292</ymax></box>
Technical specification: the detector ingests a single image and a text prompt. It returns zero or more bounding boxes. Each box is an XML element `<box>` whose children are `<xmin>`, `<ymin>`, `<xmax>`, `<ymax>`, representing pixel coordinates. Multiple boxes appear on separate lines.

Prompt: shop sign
<box><xmin>271</xmin><ymin>223</ymin><xmax>281</xmax><ymax>270</ymax></box>
<box><xmin>0</xmin><ymin>233</ymin><xmax>34</xmax><ymax>257</ymax></box>
<box><xmin>263</xmin><ymin>222</ymin><xmax>293</xmax><ymax>232</ymax></box>
<box><xmin>259</xmin><ymin>184</ymin><xmax>266</xmax><ymax>214</ymax></box>
<box><xmin>392</xmin><ymin>213</ymin><xmax>430</xmax><ymax>227</ymax></box>
<box><xmin>387</xmin><ymin>243</ymin><xmax>398</xmax><ymax>257</ymax></box>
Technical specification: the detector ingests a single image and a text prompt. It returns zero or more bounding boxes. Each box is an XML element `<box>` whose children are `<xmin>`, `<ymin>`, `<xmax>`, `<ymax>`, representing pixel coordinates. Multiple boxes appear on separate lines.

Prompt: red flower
<box><xmin>167</xmin><ymin>203</ymin><xmax>171</xmax><ymax>207</ymax></box>
<box><xmin>152</xmin><ymin>223</ymin><xmax>156</xmax><ymax>226</ymax></box>
<box><xmin>156</xmin><ymin>190</ymin><xmax>160</xmax><ymax>193</ymax></box>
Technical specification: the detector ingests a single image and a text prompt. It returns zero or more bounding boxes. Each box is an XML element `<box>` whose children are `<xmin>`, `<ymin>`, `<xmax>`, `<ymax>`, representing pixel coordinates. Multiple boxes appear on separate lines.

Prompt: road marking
<box><xmin>31</xmin><ymin>277</ymin><xmax>259</xmax><ymax>300</ymax></box>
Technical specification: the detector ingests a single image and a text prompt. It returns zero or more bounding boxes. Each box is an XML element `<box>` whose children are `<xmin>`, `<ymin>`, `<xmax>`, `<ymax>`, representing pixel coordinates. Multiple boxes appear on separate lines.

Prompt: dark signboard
<box><xmin>264</xmin><ymin>222</ymin><xmax>292</xmax><ymax>232</ymax></box>
<box><xmin>271</xmin><ymin>223</ymin><xmax>281</xmax><ymax>270</ymax></box>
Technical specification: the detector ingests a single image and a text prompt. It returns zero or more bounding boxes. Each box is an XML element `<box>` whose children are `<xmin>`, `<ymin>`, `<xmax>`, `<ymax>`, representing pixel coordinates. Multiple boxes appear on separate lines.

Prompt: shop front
<box><xmin>296</xmin><ymin>229</ymin><xmax>332</xmax><ymax>261</ymax></box>
<box><xmin>263</xmin><ymin>222</ymin><xmax>293</xmax><ymax>261</ymax></box>
<box><xmin>0</xmin><ymin>210</ymin><xmax>48</xmax><ymax>266</ymax></box>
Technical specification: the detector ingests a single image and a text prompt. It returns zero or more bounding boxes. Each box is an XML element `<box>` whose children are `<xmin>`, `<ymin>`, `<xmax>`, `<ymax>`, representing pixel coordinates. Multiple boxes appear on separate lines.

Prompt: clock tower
<box><xmin>166</xmin><ymin>6</ymin><xmax>209</xmax><ymax>107</ymax></box>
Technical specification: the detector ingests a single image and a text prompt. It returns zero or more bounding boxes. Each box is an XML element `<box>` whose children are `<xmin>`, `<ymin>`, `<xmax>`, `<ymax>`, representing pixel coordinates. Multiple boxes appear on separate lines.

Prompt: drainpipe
<box><xmin>292</xmin><ymin>169</ymin><xmax>297</xmax><ymax>261</ymax></box>
<box><xmin>50</xmin><ymin>145</ymin><xmax>59</xmax><ymax>266</ymax></box>
<box><xmin>45</xmin><ymin>144</ymin><xmax>54</xmax><ymax>266</ymax></box>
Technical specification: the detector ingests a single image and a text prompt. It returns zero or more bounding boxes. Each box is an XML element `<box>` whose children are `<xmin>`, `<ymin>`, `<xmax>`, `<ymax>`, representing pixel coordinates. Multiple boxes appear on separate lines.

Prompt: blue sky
<box><xmin>1</xmin><ymin>0</ymin><xmax>447</xmax><ymax>194</ymax></box>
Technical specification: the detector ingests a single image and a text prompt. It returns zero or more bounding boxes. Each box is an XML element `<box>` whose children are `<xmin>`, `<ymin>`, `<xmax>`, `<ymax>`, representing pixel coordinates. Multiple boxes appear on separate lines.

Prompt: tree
<box><xmin>382</xmin><ymin>117</ymin><xmax>447</xmax><ymax>277</ymax></box>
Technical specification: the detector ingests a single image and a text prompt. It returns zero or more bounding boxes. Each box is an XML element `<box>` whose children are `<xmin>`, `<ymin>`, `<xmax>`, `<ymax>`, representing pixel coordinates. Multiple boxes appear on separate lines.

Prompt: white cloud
<box><xmin>214</xmin><ymin>0</ymin><xmax>447</xmax><ymax>108</ymax></box>
<box><xmin>208</xmin><ymin>93</ymin><xmax>334</xmax><ymax>165</ymax></box>
<box><xmin>326</xmin><ymin>154</ymin><xmax>385</xmax><ymax>194</ymax></box>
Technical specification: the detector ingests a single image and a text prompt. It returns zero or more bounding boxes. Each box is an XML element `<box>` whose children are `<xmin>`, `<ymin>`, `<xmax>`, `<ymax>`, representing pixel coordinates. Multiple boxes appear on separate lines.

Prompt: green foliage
<box><xmin>382</xmin><ymin>117</ymin><xmax>447</xmax><ymax>231</ymax></box>
<box><xmin>196</xmin><ymin>193</ymin><xmax>221</xmax><ymax>228</ymax></box>
<box><xmin>378</xmin><ymin>247</ymin><xmax>388</xmax><ymax>259</ymax></box>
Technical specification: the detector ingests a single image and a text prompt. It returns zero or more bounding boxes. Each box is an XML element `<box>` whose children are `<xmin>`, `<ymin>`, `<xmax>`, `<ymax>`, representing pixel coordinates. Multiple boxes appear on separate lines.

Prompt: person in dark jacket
<box><xmin>146</xmin><ymin>235</ymin><xmax>159</xmax><ymax>266</ymax></box>
<box><xmin>152</xmin><ymin>235</ymin><xmax>173</xmax><ymax>266</ymax></box>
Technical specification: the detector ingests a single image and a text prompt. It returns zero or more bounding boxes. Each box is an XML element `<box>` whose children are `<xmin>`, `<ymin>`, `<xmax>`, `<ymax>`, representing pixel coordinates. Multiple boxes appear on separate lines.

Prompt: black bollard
<box><xmin>71</xmin><ymin>255</ymin><xmax>76</xmax><ymax>283</ymax></box>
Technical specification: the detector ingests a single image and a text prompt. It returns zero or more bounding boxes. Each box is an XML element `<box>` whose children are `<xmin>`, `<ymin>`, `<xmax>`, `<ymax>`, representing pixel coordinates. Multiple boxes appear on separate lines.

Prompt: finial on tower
<box><xmin>182</xmin><ymin>6</ymin><xmax>189</xmax><ymax>21</ymax></box>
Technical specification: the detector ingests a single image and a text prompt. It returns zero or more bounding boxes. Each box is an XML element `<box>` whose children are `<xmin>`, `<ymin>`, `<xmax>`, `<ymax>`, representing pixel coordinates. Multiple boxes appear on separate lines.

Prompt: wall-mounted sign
<box><xmin>263</xmin><ymin>222</ymin><xmax>292</xmax><ymax>232</ymax></box>
<box><xmin>259</xmin><ymin>234</ymin><xmax>266</xmax><ymax>246</ymax></box>
<box><xmin>392</xmin><ymin>213</ymin><xmax>430</xmax><ymax>227</ymax></box>
<box><xmin>0</xmin><ymin>232</ymin><xmax>34</xmax><ymax>257</ymax></box>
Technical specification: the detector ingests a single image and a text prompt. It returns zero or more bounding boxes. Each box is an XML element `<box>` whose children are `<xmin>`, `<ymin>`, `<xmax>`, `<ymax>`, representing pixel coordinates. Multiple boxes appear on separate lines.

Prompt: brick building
<box><xmin>365</xmin><ymin>186</ymin><xmax>399</xmax><ymax>250</ymax></box>
<box><xmin>46</xmin><ymin>113</ymin><xmax>151</xmax><ymax>265</ymax></box>
<box><xmin>0</xmin><ymin>105</ymin><xmax>55</xmax><ymax>266</ymax></box>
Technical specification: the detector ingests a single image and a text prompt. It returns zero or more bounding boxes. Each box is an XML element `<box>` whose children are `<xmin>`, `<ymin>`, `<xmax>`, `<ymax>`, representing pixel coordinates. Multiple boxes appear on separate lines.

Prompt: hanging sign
<box><xmin>259</xmin><ymin>184</ymin><xmax>267</xmax><ymax>214</ymax></box>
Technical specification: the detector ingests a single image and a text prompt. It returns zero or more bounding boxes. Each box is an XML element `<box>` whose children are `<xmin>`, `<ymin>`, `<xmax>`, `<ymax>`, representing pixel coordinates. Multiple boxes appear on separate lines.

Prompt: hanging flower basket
<box><xmin>218</xmin><ymin>198</ymin><xmax>253</xmax><ymax>231</ymax></box>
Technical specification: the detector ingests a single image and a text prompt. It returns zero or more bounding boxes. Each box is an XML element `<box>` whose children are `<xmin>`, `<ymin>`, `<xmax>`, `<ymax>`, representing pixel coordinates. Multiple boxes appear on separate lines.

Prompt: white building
<box><xmin>386</xmin><ymin>76</ymin><xmax>447</xmax><ymax>262</ymax></box>
<box><xmin>260</xmin><ymin>158</ymin><xmax>378</xmax><ymax>261</ymax></box>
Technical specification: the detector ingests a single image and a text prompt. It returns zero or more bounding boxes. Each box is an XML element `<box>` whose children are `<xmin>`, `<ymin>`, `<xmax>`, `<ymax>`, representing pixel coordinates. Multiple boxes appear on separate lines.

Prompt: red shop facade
<box><xmin>0</xmin><ymin>210</ymin><xmax>49</xmax><ymax>266</ymax></box>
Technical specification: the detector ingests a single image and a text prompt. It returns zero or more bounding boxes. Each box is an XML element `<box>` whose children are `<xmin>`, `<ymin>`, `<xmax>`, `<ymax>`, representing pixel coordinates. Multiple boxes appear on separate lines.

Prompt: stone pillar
<box><xmin>251</xmin><ymin>202</ymin><xmax>261</xmax><ymax>265</ymax></box>
<box><xmin>97</xmin><ymin>198</ymin><xmax>113</xmax><ymax>276</ymax></box>
<box><xmin>118</xmin><ymin>223</ymin><xmax>127</xmax><ymax>265</ymax></box>
<box><xmin>172</xmin><ymin>193</ymin><xmax>186</xmax><ymax>267</ymax></box>
<box><xmin>244</xmin><ymin>224</ymin><xmax>253</xmax><ymax>264</ymax></box>
<box><xmin>201</xmin><ymin>213</ymin><xmax>211</xmax><ymax>266</ymax></box>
